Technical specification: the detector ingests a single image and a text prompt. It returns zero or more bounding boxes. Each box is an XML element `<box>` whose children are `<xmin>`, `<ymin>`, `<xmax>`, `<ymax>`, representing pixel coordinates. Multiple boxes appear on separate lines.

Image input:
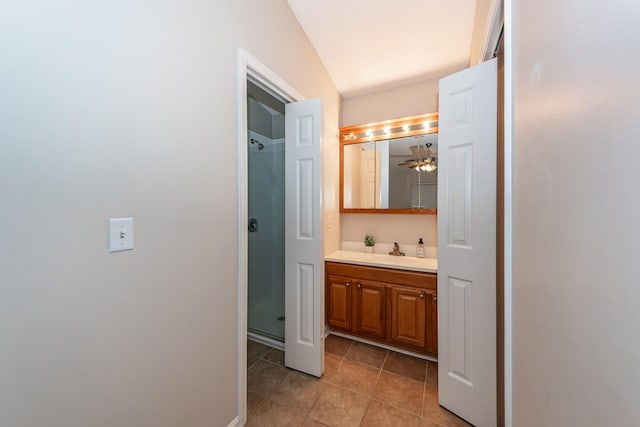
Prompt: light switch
<box><xmin>109</xmin><ymin>218</ymin><xmax>134</xmax><ymax>252</ymax></box>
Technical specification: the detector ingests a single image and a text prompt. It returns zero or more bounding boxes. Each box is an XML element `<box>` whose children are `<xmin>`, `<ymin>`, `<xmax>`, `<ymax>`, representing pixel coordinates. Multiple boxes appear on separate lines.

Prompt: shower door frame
<box><xmin>236</xmin><ymin>48</ymin><xmax>305</xmax><ymax>427</ymax></box>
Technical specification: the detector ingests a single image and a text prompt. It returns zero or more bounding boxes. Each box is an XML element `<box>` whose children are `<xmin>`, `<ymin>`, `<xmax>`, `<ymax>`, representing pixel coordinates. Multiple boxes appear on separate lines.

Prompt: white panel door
<box><xmin>360</xmin><ymin>150</ymin><xmax>380</xmax><ymax>208</ymax></box>
<box><xmin>437</xmin><ymin>58</ymin><xmax>497</xmax><ymax>426</ymax></box>
<box><xmin>284</xmin><ymin>98</ymin><xmax>323</xmax><ymax>377</ymax></box>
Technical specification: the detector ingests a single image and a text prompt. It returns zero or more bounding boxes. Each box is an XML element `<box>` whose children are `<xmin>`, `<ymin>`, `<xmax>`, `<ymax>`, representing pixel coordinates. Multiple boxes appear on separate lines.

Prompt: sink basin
<box><xmin>370</xmin><ymin>254</ymin><xmax>418</xmax><ymax>262</ymax></box>
<box><xmin>325</xmin><ymin>250</ymin><xmax>437</xmax><ymax>273</ymax></box>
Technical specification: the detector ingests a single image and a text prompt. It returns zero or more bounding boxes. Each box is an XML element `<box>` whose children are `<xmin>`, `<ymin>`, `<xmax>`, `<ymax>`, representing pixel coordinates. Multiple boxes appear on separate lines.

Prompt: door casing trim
<box><xmin>236</xmin><ymin>47</ymin><xmax>304</xmax><ymax>426</ymax></box>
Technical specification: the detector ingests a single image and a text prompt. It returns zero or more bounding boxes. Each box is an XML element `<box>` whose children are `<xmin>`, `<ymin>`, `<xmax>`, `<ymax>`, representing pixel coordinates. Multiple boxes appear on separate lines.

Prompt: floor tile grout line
<box><xmin>260</xmin><ymin>357</ymin><xmax>283</xmax><ymax>367</ymax></box>
<box><xmin>378</xmin><ymin>367</ymin><xmax>427</xmax><ymax>386</ymax></box>
<box><xmin>310</xmin><ymin>379</ymin><xmax>373</xmax><ymax>427</ymax></box>
<box><xmin>380</xmin><ymin>353</ymin><xmax>429</xmax><ymax>383</ymax></box>
<box><xmin>326</xmin><ymin>364</ymin><xmax>378</xmax><ymax>399</ymax></box>
<box><xmin>261</xmin><ymin>347</ymin><xmax>274</xmax><ymax>359</ymax></box>
<box><xmin>374</xmin><ymin>351</ymin><xmax>389</xmax><ymax>391</ymax></box>
<box><xmin>368</xmin><ymin>396</ymin><xmax>423</xmax><ymax>420</ymax></box>
<box><xmin>422</xmin><ymin>361</ymin><xmax>428</xmax><ymax>418</ymax></box>
<box><xmin>341</xmin><ymin>354</ymin><xmax>387</xmax><ymax>372</ymax></box>
<box><xmin>343</xmin><ymin>344</ymin><xmax>389</xmax><ymax>370</ymax></box>
<box><xmin>357</xmin><ymin>397</ymin><xmax>374</xmax><ymax>427</ymax></box>
<box><xmin>306</xmin><ymin>393</ymin><xmax>321</xmax><ymax>423</ymax></box>
<box><xmin>373</xmin><ymin>368</ymin><xmax>426</xmax><ymax>418</ymax></box>
<box><xmin>245</xmin><ymin>392</ymin><xmax>267</xmax><ymax>422</ymax></box>
<box><xmin>322</xmin><ymin>378</ymin><xmax>375</xmax><ymax>400</ymax></box>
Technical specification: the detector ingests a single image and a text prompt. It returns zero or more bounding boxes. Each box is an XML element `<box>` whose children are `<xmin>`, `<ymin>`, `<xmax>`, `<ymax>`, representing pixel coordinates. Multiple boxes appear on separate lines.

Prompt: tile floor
<box><xmin>246</xmin><ymin>335</ymin><xmax>472</xmax><ymax>427</ymax></box>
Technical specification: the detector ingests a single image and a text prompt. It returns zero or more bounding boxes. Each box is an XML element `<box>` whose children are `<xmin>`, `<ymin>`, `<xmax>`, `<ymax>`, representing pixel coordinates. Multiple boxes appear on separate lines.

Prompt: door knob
<box><xmin>248</xmin><ymin>218</ymin><xmax>258</xmax><ymax>232</ymax></box>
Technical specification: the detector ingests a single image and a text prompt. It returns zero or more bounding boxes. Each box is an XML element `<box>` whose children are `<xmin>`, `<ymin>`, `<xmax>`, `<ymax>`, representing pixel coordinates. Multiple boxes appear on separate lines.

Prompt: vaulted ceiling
<box><xmin>287</xmin><ymin>0</ymin><xmax>478</xmax><ymax>97</ymax></box>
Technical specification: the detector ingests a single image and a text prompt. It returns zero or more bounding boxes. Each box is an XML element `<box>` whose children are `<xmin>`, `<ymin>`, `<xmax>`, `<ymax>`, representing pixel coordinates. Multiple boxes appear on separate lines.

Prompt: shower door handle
<box><xmin>248</xmin><ymin>218</ymin><xmax>258</xmax><ymax>232</ymax></box>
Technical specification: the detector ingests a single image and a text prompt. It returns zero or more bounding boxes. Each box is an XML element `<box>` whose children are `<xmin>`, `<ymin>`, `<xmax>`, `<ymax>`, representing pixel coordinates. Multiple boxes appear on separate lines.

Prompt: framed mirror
<box><xmin>340</xmin><ymin>112</ymin><xmax>438</xmax><ymax>214</ymax></box>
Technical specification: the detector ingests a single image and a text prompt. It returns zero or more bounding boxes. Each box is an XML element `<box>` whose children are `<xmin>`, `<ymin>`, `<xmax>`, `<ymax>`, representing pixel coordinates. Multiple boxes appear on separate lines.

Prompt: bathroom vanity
<box><xmin>331</xmin><ymin>111</ymin><xmax>439</xmax><ymax>357</ymax></box>
<box><xmin>324</xmin><ymin>252</ymin><xmax>438</xmax><ymax>357</ymax></box>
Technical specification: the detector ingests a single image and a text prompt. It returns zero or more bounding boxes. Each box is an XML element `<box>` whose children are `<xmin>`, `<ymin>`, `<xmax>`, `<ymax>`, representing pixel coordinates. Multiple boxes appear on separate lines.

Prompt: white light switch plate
<box><xmin>109</xmin><ymin>218</ymin><xmax>134</xmax><ymax>252</ymax></box>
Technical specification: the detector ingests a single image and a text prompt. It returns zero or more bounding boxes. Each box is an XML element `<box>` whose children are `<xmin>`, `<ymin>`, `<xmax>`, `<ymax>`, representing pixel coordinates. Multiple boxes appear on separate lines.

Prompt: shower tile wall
<box><xmin>247</xmin><ymin>92</ymin><xmax>286</xmax><ymax>340</ymax></box>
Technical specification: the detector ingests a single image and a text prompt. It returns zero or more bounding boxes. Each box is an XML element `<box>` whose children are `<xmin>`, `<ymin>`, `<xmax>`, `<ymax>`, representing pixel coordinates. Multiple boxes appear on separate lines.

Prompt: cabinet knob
<box><xmin>419</xmin><ymin>293</ymin><xmax>425</xmax><ymax>299</ymax></box>
<box><xmin>433</xmin><ymin>296</ymin><xmax>438</xmax><ymax>302</ymax></box>
<box><xmin>346</xmin><ymin>281</ymin><xmax>351</xmax><ymax>287</ymax></box>
<box><xmin>357</xmin><ymin>283</ymin><xmax>362</xmax><ymax>289</ymax></box>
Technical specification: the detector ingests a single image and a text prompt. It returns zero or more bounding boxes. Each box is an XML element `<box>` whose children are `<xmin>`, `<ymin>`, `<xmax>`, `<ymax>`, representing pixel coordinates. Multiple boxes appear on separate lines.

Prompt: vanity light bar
<box><xmin>340</xmin><ymin>112</ymin><xmax>439</xmax><ymax>144</ymax></box>
<box><xmin>343</xmin><ymin>122</ymin><xmax>437</xmax><ymax>141</ymax></box>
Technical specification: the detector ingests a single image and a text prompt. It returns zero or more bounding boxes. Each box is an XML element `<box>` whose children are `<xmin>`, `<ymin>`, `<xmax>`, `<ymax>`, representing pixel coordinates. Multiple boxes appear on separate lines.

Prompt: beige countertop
<box><xmin>325</xmin><ymin>250</ymin><xmax>437</xmax><ymax>273</ymax></box>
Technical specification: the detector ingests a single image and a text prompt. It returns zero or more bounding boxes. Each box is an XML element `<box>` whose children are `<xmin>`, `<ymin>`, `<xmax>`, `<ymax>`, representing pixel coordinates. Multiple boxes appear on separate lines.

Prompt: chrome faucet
<box><xmin>388</xmin><ymin>242</ymin><xmax>405</xmax><ymax>256</ymax></box>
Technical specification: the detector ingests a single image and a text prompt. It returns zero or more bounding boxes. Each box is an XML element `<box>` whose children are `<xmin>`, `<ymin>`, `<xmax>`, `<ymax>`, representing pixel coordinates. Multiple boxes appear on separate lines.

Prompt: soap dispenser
<box><xmin>416</xmin><ymin>238</ymin><xmax>425</xmax><ymax>258</ymax></box>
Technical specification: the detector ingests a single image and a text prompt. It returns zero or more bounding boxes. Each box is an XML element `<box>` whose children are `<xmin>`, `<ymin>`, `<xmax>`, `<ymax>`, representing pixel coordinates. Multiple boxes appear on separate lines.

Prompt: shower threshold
<box><xmin>248</xmin><ymin>328</ymin><xmax>284</xmax><ymax>351</ymax></box>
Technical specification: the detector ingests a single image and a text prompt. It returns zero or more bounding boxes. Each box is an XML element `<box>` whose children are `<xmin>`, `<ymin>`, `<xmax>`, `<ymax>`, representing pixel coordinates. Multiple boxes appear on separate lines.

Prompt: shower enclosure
<box><xmin>247</xmin><ymin>82</ymin><xmax>285</xmax><ymax>342</ymax></box>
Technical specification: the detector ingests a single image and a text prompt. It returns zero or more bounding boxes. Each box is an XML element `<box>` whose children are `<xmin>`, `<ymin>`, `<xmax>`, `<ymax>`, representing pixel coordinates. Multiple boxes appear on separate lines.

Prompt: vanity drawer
<box><xmin>325</xmin><ymin>262</ymin><xmax>436</xmax><ymax>290</ymax></box>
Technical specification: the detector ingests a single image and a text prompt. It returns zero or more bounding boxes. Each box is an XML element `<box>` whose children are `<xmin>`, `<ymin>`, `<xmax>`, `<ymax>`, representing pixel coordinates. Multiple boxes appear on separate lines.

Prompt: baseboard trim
<box><xmin>227</xmin><ymin>415</ymin><xmax>241</xmax><ymax>427</ymax></box>
<box><xmin>323</xmin><ymin>324</ymin><xmax>331</xmax><ymax>339</ymax></box>
<box><xmin>328</xmin><ymin>330</ymin><xmax>437</xmax><ymax>362</ymax></box>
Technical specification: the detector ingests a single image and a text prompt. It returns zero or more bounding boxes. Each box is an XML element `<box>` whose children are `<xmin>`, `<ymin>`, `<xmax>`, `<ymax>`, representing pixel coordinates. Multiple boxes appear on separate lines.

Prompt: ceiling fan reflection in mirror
<box><xmin>397</xmin><ymin>136</ymin><xmax>438</xmax><ymax>172</ymax></box>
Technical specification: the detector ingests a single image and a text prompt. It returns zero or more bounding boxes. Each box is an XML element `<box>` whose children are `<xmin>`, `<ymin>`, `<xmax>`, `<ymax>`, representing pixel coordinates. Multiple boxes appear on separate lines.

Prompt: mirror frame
<box><xmin>340</xmin><ymin>112</ymin><xmax>439</xmax><ymax>214</ymax></box>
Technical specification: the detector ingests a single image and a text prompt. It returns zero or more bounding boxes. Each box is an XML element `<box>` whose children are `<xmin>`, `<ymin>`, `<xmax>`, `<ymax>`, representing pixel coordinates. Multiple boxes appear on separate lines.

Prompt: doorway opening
<box><xmin>237</xmin><ymin>48</ymin><xmax>306</xmax><ymax>425</ymax></box>
<box><xmin>246</xmin><ymin>80</ymin><xmax>286</xmax><ymax>348</ymax></box>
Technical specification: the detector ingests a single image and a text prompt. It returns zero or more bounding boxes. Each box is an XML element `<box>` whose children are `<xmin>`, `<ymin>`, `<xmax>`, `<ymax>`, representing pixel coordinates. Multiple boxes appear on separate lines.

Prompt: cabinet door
<box><xmin>425</xmin><ymin>291</ymin><xmax>438</xmax><ymax>355</ymax></box>
<box><xmin>390</xmin><ymin>286</ymin><xmax>426</xmax><ymax>349</ymax></box>
<box><xmin>354</xmin><ymin>281</ymin><xmax>386</xmax><ymax>338</ymax></box>
<box><xmin>326</xmin><ymin>275</ymin><xmax>352</xmax><ymax>331</ymax></box>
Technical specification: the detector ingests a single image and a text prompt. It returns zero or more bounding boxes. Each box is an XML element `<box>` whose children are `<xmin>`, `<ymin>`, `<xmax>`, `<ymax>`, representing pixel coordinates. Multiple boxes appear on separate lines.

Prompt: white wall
<box><xmin>510</xmin><ymin>0</ymin><xmax>640</xmax><ymax>425</ymax></box>
<box><xmin>0</xmin><ymin>1</ymin><xmax>339</xmax><ymax>426</ymax></box>
<box><xmin>341</xmin><ymin>214</ymin><xmax>437</xmax><ymax>258</ymax></box>
<box><xmin>341</xmin><ymin>78</ymin><xmax>439</xmax><ymax>127</ymax></box>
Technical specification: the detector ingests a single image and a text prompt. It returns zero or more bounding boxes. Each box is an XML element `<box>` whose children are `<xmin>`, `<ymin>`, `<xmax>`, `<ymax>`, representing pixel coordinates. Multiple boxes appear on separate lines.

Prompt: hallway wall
<box><xmin>0</xmin><ymin>1</ymin><xmax>339</xmax><ymax>426</ymax></box>
<box><xmin>510</xmin><ymin>0</ymin><xmax>640</xmax><ymax>425</ymax></box>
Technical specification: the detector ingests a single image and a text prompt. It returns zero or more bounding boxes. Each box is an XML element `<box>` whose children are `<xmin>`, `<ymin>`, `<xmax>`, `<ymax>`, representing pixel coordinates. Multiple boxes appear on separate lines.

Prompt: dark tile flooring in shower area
<box><xmin>246</xmin><ymin>335</ymin><xmax>471</xmax><ymax>427</ymax></box>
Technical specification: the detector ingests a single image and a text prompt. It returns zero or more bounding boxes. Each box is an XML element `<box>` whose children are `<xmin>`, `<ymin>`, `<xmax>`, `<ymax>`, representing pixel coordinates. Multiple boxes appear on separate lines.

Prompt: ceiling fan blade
<box><xmin>397</xmin><ymin>158</ymin><xmax>419</xmax><ymax>165</ymax></box>
<box><xmin>398</xmin><ymin>161</ymin><xmax>420</xmax><ymax>168</ymax></box>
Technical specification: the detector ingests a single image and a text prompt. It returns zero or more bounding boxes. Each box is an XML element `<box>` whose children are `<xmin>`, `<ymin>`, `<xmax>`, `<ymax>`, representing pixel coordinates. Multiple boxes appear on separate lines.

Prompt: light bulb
<box><xmin>383</xmin><ymin>127</ymin><xmax>390</xmax><ymax>136</ymax></box>
<box><xmin>402</xmin><ymin>124</ymin><xmax>410</xmax><ymax>132</ymax></box>
<box><xmin>423</xmin><ymin>121</ymin><xmax>430</xmax><ymax>129</ymax></box>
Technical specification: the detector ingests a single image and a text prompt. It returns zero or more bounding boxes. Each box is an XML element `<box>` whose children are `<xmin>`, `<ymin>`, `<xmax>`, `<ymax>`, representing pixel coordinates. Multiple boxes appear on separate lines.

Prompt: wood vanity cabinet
<box><xmin>325</xmin><ymin>261</ymin><xmax>437</xmax><ymax>357</ymax></box>
<box><xmin>390</xmin><ymin>286</ymin><xmax>438</xmax><ymax>355</ymax></box>
<box><xmin>326</xmin><ymin>275</ymin><xmax>352</xmax><ymax>331</ymax></box>
<box><xmin>354</xmin><ymin>281</ymin><xmax>386</xmax><ymax>339</ymax></box>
